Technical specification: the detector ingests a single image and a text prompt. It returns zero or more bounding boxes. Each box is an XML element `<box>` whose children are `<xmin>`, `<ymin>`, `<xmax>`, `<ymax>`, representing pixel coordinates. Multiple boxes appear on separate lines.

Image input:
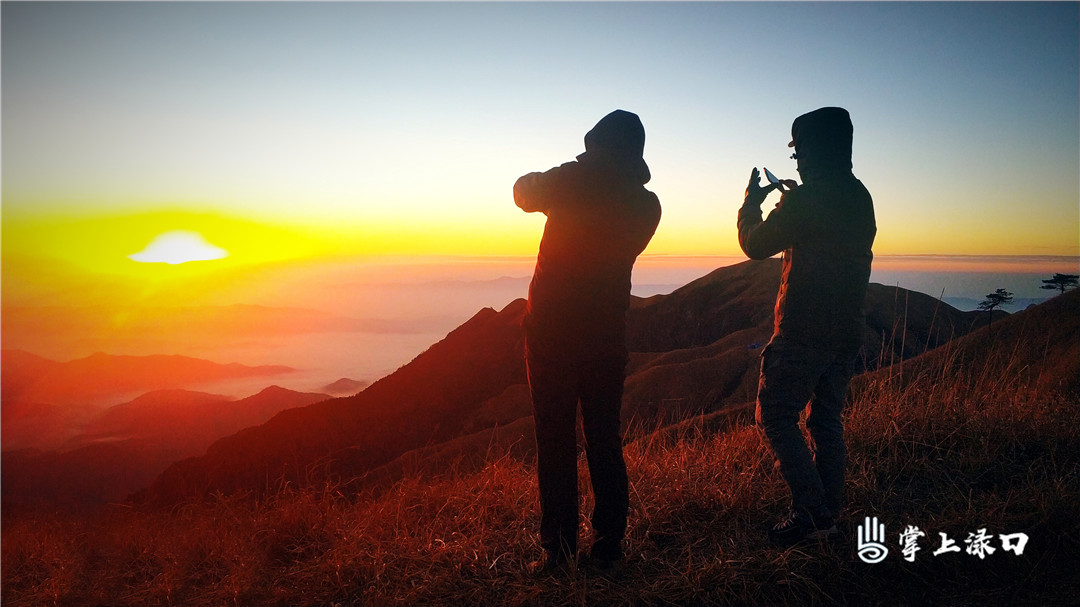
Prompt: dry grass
<box><xmin>4</xmin><ymin>340</ymin><xmax>1078</xmax><ymax>606</ymax></box>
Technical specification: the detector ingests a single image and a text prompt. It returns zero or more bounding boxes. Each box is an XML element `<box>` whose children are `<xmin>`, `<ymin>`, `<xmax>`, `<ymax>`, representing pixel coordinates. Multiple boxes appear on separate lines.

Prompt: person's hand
<box><xmin>744</xmin><ymin>167</ymin><xmax>776</xmax><ymax>206</ymax></box>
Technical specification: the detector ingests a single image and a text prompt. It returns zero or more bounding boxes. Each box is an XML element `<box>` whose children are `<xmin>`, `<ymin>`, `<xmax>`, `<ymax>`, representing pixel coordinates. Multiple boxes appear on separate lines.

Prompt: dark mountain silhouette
<box><xmin>853</xmin><ymin>286</ymin><xmax>1079</xmax><ymax>397</ymax></box>
<box><xmin>2</xmin><ymin>386</ymin><xmax>328</xmax><ymax>510</ymax></box>
<box><xmin>646</xmin><ymin>286</ymin><xmax>1079</xmax><ymax>452</ymax></box>
<box><xmin>139</xmin><ymin>259</ymin><xmax>997</xmax><ymax>505</ymax></box>
<box><xmin>0</xmin><ymin>350</ymin><xmax>294</xmax><ymax>406</ymax></box>
<box><xmin>625</xmin><ymin>259</ymin><xmax>1003</xmax><ymax>362</ymax></box>
<box><xmin>362</xmin><ymin>262</ymin><xmax>1031</xmax><ymax>488</ymax></box>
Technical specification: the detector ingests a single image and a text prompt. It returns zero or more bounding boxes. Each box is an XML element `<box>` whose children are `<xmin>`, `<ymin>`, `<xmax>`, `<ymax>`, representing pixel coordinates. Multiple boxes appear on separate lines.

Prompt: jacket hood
<box><xmin>789</xmin><ymin>107</ymin><xmax>853</xmax><ymax>178</ymax></box>
<box><xmin>579</xmin><ymin>109</ymin><xmax>651</xmax><ymax>184</ymax></box>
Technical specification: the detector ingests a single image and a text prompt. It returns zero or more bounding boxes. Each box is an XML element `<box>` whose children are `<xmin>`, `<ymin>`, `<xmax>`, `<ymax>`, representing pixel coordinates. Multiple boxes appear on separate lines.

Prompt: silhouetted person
<box><xmin>737</xmin><ymin>107</ymin><xmax>876</xmax><ymax>545</ymax></box>
<box><xmin>515</xmin><ymin>110</ymin><xmax>661</xmax><ymax>574</ymax></box>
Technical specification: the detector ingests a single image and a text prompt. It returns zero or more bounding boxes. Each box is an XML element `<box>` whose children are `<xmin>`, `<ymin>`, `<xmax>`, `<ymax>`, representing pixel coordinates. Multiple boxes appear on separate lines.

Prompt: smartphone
<box><xmin>763</xmin><ymin>167</ymin><xmax>786</xmax><ymax>191</ymax></box>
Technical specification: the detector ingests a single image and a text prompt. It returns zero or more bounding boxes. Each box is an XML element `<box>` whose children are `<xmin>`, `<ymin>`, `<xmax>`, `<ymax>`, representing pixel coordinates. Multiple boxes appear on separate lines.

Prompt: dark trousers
<box><xmin>526</xmin><ymin>342</ymin><xmax>629</xmax><ymax>561</ymax></box>
<box><xmin>756</xmin><ymin>336</ymin><xmax>856</xmax><ymax>517</ymax></box>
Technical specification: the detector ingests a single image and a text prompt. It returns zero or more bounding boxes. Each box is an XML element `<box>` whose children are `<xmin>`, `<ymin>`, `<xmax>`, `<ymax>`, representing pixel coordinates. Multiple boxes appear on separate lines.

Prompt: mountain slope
<box><xmin>853</xmin><ymin>286</ymin><xmax>1079</xmax><ymax>396</ymax></box>
<box><xmin>653</xmin><ymin>286</ymin><xmax>1080</xmax><ymax>448</ymax></box>
<box><xmin>141</xmin><ymin>300</ymin><xmax>528</xmax><ymax>503</ymax></box>
<box><xmin>140</xmin><ymin>259</ymin><xmax>996</xmax><ymax>504</ymax></box>
<box><xmin>2</xmin><ymin>387</ymin><xmax>329</xmax><ymax>510</ymax></box>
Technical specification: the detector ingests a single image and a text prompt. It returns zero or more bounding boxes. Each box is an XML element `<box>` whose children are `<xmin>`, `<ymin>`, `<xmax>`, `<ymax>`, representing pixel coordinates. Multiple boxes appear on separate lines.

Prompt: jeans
<box><xmin>526</xmin><ymin>340</ymin><xmax>629</xmax><ymax>561</ymax></box>
<box><xmin>756</xmin><ymin>336</ymin><xmax>856</xmax><ymax>517</ymax></box>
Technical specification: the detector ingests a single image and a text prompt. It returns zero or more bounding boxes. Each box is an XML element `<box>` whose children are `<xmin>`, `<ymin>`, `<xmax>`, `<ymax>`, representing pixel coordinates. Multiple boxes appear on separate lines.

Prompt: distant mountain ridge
<box><xmin>140</xmin><ymin>259</ymin><xmax>1002</xmax><ymax>505</ymax></box>
<box><xmin>0</xmin><ymin>350</ymin><xmax>294</xmax><ymax>406</ymax></box>
<box><xmin>2</xmin><ymin>386</ymin><xmax>329</xmax><ymax>510</ymax></box>
<box><xmin>72</xmin><ymin>386</ymin><xmax>330</xmax><ymax>453</ymax></box>
<box><xmin>321</xmin><ymin>378</ymin><xmax>370</xmax><ymax>396</ymax></box>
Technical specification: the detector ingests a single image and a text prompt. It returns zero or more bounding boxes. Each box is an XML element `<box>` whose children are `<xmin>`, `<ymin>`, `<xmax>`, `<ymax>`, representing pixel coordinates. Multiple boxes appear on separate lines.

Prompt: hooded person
<box><xmin>736</xmin><ymin>107</ymin><xmax>876</xmax><ymax>545</ymax></box>
<box><xmin>514</xmin><ymin>110</ymin><xmax>661</xmax><ymax>574</ymax></box>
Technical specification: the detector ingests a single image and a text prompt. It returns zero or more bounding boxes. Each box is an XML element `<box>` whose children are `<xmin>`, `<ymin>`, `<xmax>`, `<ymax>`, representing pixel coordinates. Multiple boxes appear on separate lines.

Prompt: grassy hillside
<box><xmin>3</xmin><ymin>292</ymin><xmax>1077</xmax><ymax>606</ymax></box>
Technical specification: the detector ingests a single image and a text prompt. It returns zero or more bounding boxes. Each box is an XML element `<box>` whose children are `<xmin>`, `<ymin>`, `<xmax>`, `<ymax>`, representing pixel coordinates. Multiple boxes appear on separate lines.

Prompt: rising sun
<box><xmin>128</xmin><ymin>230</ymin><xmax>229</xmax><ymax>265</ymax></box>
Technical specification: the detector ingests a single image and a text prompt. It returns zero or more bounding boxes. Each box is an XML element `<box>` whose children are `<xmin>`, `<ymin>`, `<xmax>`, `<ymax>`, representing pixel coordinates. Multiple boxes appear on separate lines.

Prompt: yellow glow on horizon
<box><xmin>1</xmin><ymin>210</ymin><xmax>340</xmax><ymax>277</ymax></box>
<box><xmin>3</xmin><ymin>205</ymin><xmax>1076</xmax><ymax>285</ymax></box>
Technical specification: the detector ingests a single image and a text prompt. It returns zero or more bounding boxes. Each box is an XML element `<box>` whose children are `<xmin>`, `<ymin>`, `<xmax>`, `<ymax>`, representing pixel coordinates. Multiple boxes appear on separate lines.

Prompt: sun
<box><xmin>128</xmin><ymin>230</ymin><xmax>229</xmax><ymax>265</ymax></box>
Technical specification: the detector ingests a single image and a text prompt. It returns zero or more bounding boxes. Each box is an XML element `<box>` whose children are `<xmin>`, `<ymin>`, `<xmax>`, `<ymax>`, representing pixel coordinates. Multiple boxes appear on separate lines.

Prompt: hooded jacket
<box><xmin>738</xmin><ymin>107</ymin><xmax>876</xmax><ymax>352</ymax></box>
<box><xmin>515</xmin><ymin>110</ymin><xmax>662</xmax><ymax>358</ymax></box>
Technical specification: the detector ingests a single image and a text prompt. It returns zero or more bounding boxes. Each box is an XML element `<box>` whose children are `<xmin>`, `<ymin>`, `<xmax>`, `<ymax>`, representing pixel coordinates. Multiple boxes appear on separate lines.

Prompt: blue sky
<box><xmin>3</xmin><ymin>1</ymin><xmax>1078</xmax><ymax>258</ymax></box>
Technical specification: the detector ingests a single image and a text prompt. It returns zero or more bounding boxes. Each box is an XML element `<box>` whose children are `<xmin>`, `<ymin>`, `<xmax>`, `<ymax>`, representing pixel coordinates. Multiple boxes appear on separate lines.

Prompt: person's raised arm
<box><xmin>514</xmin><ymin>172</ymin><xmax>548</xmax><ymax>213</ymax></box>
<box><xmin>737</xmin><ymin>167</ymin><xmax>799</xmax><ymax>260</ymax></box>
<box><xmin>514</xmin><ymin>162</ymin><xmax>575</xmax><ymax>214</ymax></box>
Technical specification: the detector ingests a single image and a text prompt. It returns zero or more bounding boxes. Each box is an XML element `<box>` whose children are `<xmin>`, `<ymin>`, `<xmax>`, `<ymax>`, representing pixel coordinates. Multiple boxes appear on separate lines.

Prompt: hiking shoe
<box><xmin>527</xmin><ymin>551</ymin><xmax>573</xmax><ymax>578</ymax></box>
<box><xmin>768</xmin><ymin>509</ymin><xmax>838</xmax><ymax>547</ymax></box>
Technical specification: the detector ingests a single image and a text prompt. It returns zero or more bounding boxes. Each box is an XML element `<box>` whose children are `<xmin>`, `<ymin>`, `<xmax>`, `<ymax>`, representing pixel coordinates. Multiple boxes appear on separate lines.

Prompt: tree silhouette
<box><xmin>978</xmin><ymin>288</ymin><xmax>1013</xmax><ymax>329</ymax></box>
<box><xmin>1040</xmin><ymin>273</ymin><xmax>1079</xmax><ymax>295</ymax></box>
